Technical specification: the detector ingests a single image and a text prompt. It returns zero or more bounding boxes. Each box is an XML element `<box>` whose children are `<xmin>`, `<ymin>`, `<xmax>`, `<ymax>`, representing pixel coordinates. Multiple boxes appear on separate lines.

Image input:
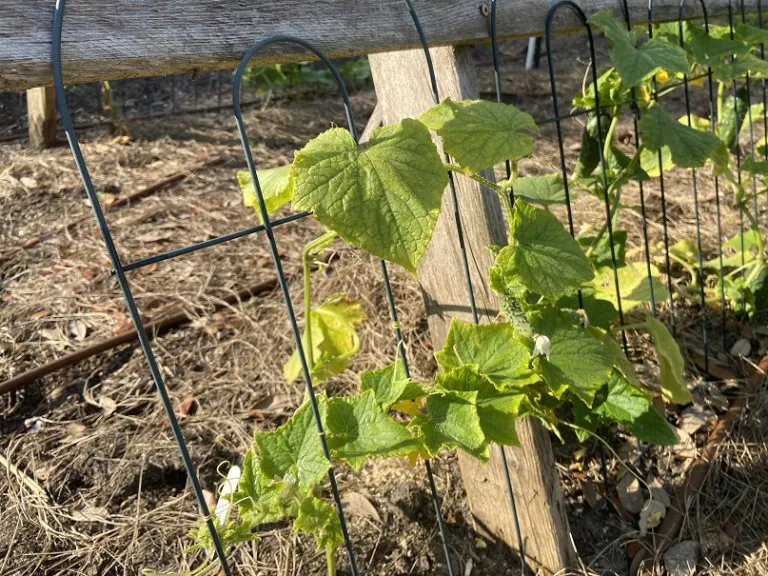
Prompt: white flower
<box><xmin>577</xmin><ymin>308</ymin><xmax>589</xmax><ymax>328</ymax></box>
<box><xmin>532</xmin><ymin>334</ymin><xmax>551</xmax><ymax>361</ymax></box>
<box><xmin>214</xmin><ymin>465</ymin><xmax>241</xmax><ymax>525</ymax></box>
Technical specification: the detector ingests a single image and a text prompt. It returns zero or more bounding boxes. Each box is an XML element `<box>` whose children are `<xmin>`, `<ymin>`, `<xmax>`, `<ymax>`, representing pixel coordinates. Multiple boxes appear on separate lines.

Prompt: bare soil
<box><xmin>1</xmin><ymin>39</ymin><xmax>767</xmax><ymax>576</ymax></box>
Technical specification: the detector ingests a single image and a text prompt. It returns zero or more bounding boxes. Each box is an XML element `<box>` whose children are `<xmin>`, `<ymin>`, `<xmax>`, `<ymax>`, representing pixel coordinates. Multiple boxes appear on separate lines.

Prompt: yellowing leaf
<box><xmin>239</xmin><ymin>165</ymin><xmax>293</xmax><ymax>224</ymax></box>
<box><xmin>283</xmin><ymin>294</ymin><xmax>365</xmax><ymax>385</ymax></box>
<box><xmin>643</xmin><ymin>316</ymin><xmax>693</xmax><ymax>405</ymax></box>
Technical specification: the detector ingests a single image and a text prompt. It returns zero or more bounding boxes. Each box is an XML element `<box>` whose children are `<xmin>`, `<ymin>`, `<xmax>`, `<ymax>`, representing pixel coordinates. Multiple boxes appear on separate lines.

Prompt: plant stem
<box><xmin>602</xmin><ymin>114</ymin><xmax>619</xmax><ymax>166</ymax></box>
<box><xmin>610</xmin><ymin>322</ymin><xmax>647</xmax><ymax>332</ymax></box>
<box><xmin>443</xmin><ymin>161</ymin><xmax>515</xmax><ymax>220</ymax></box>
<box><xmin>584</xmin><ymin>145</ymin><xmax>645</xmax><ymax>259</ymax></box>
<box><xmin>326</xmin><ymin>545</ymin><xmax>336</xmax><ymax>576</ymax></box>
<box><xmin>301</xmin><ymin>230</ymin><xmax>338</xmax><ymax>370</ymax></box>
<box><xmin>717</xmin><ymin>81</ymin><xmax>725</xmax><ymax>132</ymax></box>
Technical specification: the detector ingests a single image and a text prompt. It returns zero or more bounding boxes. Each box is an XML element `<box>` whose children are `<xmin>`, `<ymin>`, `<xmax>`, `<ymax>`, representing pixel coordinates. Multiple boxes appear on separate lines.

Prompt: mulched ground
<box><xmin>1</xmin><ymin>39</ymin><xmax>767</xmax><ymax>576</ymax></box>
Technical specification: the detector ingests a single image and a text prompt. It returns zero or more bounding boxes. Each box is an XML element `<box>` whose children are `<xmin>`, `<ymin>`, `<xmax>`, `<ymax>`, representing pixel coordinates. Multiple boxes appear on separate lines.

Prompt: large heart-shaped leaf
<box><xmin>419</xmin><ymin>98</ymin><xmax>536</xmax><ymax>174</ymax></box>
<box><xmin>640</xmin><ymin>104</ymin><xmax>729</xmax><ymax>172</ymax></box>
<box><xmin>589</xmin><ymin>11</ymin><xmax>688</xmax><ymax>88</ymax></box>
<box><xmin>292</xmin><ymin>119</ymin><xmax>447</xmax><ymax>274</ymax></box>
<box><xmin>435</xmin><ymin>319</ymin><xmax>537</xmax><ymax>388</ymax></box>
<box><xmin>496</xmin><ymin>200</ymin><xmax>594</xmax><ymax>301</ymax></box>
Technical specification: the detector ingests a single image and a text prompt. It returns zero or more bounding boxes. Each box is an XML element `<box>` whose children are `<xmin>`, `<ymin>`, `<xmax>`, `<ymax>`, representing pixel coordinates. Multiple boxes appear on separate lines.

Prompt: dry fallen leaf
<box><xmin>20</xmin><ymin>176</ymin><xmax>39</xmax><ymax>189</ymax></box>
<box><xmin>68</xmin><ymin>319</ymin><xmax>88</xmax><ymax>342</ymax></box>
<box><xmin>31</xmin><ymin>309</ymin><xmax>50</xmax><ymax>320</ymax></box>
<box><xmin>248</xmin><ymin>394</ymin><xmax>293</xmax><ymax>420</ymax></box>
<box><xmin>101</xmin><ymin>193</ymin><xmax>118</xmax><ymax>206</ymax></box>
<box><xmin>80</xmin><ymin>268</ymin><xmax>98</xmax><ymax>280</ymax></box>
<box><xmin>464</xmin><ymin>557</ymin><xmax>474</xmax><ymax>576</ymax></box>
<box><xmin>581</xmin><ymin>479</ymin><xmax>598</xmax><ymax>508</ymax></box>
<box><xmin>618</xmin><ymin>474</ymin><xmax>645</xmax><ymax>514</ymax></box>
<box><xmin>40</xmin><ymin>328</ymin><xmax>61</xmax><ymax>341</ymax></box>
<box><xmin>175</xmin><ymin>394</ymin><xmax>196</xmax><ymax>417</ymax></box>
<box><xmin>664</xmin><ymin>540</ymin><xmax>699</xmax><ymax>576</ymax></box>
<box><xmin>66</xmin><ymin>422</ymin><xmax>87</xmax><ymax>436</ymax></box>
<box><xmin>670</xmin><ymin>425</ymin><xmax>697</xmax><ymax>460</ymax></box>
<box><xmin>100</xmin><ymin>396</ymin><xmax>117</xmax><ymax>416</ymax></box>
<box><xmin>639</xmin><ymin>499</ymin><xmax>666</xmax><ymax>535</ymax></box>
<box><xmin>71</xmin><ymin>505</ymin><xmax>110</xmax><ymax>523</ymax></box>
<box><xmin>730</xmin><ymin>338</ymin><xmax>751</xmax><ymax>358</ymax></box>
<box><xmin>341</xmin><ymin>492</ymin><xmax>381</xmax><ymax>523</ymax></box>
<box><xmin>648</xmin><ymin>476</ymin><xmax>671</xmax><ymax>508</ymax></box>
<box><xmin>678</xmin><ymin>404</ymin><xmax>712</xmax><ymax>435</ymax></box>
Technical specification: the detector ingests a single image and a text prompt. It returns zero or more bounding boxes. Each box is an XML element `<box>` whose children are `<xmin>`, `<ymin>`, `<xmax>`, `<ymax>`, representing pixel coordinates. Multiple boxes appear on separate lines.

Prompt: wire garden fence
<box><xmin>47</xmin><ymin>0</ymin><xmax>767</xmax><ymax>574</ymax></box>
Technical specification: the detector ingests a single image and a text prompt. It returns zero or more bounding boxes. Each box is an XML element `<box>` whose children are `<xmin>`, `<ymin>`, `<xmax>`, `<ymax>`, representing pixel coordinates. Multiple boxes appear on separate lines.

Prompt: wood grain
<box><xmin>1</xmin><ymin>0</ymin><xmax>735</xmax><ymax>91</ymax></box>
<box><xmin>370</xmin><ymin>46</ymin><xmax>577</xmax><ymax>575</ymax></box>
<box><xmin>26</xmin><ymin>86</ymin><xmax>56</xmax><ymax>148</ymax></box>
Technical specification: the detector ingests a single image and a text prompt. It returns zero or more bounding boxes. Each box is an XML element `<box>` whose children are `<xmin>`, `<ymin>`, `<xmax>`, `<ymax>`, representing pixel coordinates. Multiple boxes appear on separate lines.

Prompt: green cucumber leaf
<box><xmin>557</xmin><ymin>291</ymin><xmax>620</xmax><ymax>330</ymax></box>
<box><xmin>594</xmin><ymin>327</ymin><xmax>639</xmax><ymax>386</ymax></box>
<box><xmin>513</xmin><ymin>174</ymin><xmax>567</xmax><ymax>205</ymax></box>
<box><xmin>718</xmin><ymin>85</ymin><xmax>749</xmax><ymax>150</ymax></box>
<box><xmin>413</xmin><ymin>390</ymin><xmax>488</xmax><ymax>461</ymax></box>
<box><xmin>254</xmin><ymin>401</ymin><xmax>329</xmax><ymax>489</ymax></box>
<box><xmin>592</xmin><ymin>262</ymin><xmax>668</xmax><ymax>312</ymax></box>
<box><xmin>656</xmin><ymin>21</ymin><xmax>750</xmax><ymax>67</ymax></box>
<box><xmin>360</xmin><ymin>361</ymin><xmax>426</xmax><ymax>411</ymax></box>
<box><xmin>578</xmin><ymin>229</ymin><xmax>627</xmax><ymax>269</ymax></box>
<box><xmin>435</xmin><ymin>366</ymin><xmax>525</xmax><ymax>446</ymax></box>
<box><xmin>435</xmin><ymin>319</ymin><xmax>538</xmax><ymax>388</ymax></box>
<box><xmin>574</xmin><ymin>123</ymin><xmax>602</xmax><ymax>179</ymax></box>
<box><xmin>530</xmin><ymin>307</ymin><xmax>614</xmax><ymax>406</ymax></box>
<box><xmin>589</xmin><ymin>11</ymin><xmax>688</xmax><ymax>88</ymax></box>
<box><xmin>234</xmin><ymin>449</ymin><xmax>293</xmax><ymax>525</ymax></box>
<box><xmin>596</xmin><ymin>372</ymin><xmax>677</xmax><ymax>445</ymax></box>
<box><xmin>323</xmin><ymin>390</ymin><xmax>422</xmax><ymax>470</ymax></box>
<box><xmin>643</xmin><ymin>316</ymin><xmax>693</xmax><ymax>405</ymax></box>
<box><xmin>239</xmin><ymin>165</ymin><xmax>294</xmax><ymax>224</ymax></box>
<box><xmin>639</xmin><ymin>145</ymin><xmax>674</xmax><ymax>177</ymax></box>
<box><xmin>419</xmin><ymin>98</ymin><xmax>537</xmax><ymax>174</ymax></box>
<box><xmin>741</xmin><ymin>155</ymin><xmax>768</xmax><ymax>176</ymax></box>
<box><xmin>496</xmin><ymin>200</ymin><xmax>594</xmax><ymax>301</ymax></box>
<box><xmin>713</xmin><ymin>53</ymin><xmax>768</xmax><ymax>83</ymax></box>
<box><xmin>294</xmin><ymin>496</ymin><xmax>344</xmax><ymax>550</ymax></box>
<box><xmin>639</xmin><ymin>104</ymin><xmax>729</xmax><ymax>172</ymax></box>
<box><xmin>284</xmin><ymin>293</ymin><xmax>366</xmax><ymax>385</ymax></box>
<box><xmin>292</xmin><ymin>120</ymin><xmax>447</xmax><ymax>274</ymax></box>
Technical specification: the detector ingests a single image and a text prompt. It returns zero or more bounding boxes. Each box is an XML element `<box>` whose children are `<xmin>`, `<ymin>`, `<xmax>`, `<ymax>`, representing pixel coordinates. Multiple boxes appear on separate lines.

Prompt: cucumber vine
<box><xmin>180</xmin><ymin>12</ymin><xmax>768</xmax><ymax>575</ymax></box>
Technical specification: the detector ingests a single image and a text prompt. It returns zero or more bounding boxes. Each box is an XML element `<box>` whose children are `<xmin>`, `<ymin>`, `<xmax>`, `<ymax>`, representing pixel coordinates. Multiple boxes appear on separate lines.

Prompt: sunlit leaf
<box><xmin>435</xmin><ymin>366</ymin><xmax>525</xmax><ymax>446</ymax></box>
<box><xmin>323</xmin><ymin>391</ymin><xmax>422</xmax><ymax>470</ymax></box>
<box><xmin>435</xmin><ymin>319</ymin><xmax>537</xmax><ymax>389</ymax></box>
<box><xmin>419</xmin><ymin>98</ymin><xmax>537</xmax><ymax>174</ymax></box>
<box><xmin>412</xmin><ymin>390</ymin><xmax>488</xmax><ymax>461</ymax></box>
<box><xmin>589</xmin><ymin>11</ymin><xmax>688</xmax><ymax>87</ymax></box>
<box><xmin>239</xmin><ymin>165</ymin><xmax>293</xmax><ymax>224</ymax></box>
<box><xmin>530</xmin><ymin>307</ymin><xmax>614</xmax><ymax>406</ymax></box>
<box><xmin>592</xmin><ymin>262</ymin><xmax>669</xmax><ymax>312</ymax></box>
<box><xmin>496</xmin><ymin>200</ymin><xmax>594</xmax><ymax>301</ymax></box>
<box><xmin>283</xmin><ymin>294</ymin><xmax>366</xmax><ymax>385</ymax></box>
<box><xmin>292</xmin><ymin>120</ymin><xmax>447</xmax><ymax>274</ymax></box>
<box><xmin>513</xmin><ymin>174</ymin><xmax>567</xmax><ymax>205</ymax></box>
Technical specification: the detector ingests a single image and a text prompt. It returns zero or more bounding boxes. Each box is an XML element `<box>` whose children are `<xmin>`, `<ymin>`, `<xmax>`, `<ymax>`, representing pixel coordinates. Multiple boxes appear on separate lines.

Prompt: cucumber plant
<box><xmin>570</xmin><ymin>13</ymin><xmax>768</xmax><ymax>317</ymax></box>
<box><xmin>177</xmin><ymin>12</ymin><xmax>768</xmax><ymax>575</ymax></box>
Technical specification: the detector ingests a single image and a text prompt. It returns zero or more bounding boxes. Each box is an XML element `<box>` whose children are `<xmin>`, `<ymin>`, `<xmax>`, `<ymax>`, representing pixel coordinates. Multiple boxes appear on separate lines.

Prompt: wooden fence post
<box><xmin>27</xmin><ymin>86</ymin><xmax>56</xmax><ymax>148</ymax></box>
<box><xmin>369</xmin><ymin>46</ymin><xmax>577</xmax><ymax>575</ymax></box>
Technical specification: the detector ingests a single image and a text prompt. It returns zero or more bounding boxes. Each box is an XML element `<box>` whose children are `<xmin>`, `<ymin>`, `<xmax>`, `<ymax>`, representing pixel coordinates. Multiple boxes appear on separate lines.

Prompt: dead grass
<box><xmin>1</xmin><ymin>40</ymin><xmax>767</xmax><ymax>576</ymax></box>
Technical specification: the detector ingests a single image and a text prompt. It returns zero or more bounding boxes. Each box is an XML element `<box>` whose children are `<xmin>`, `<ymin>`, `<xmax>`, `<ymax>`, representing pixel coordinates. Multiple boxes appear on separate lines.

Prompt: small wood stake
<box><xmin>26</xmin><ymin>86</ymin><xmax>56</xmax><ymax>148</ymax></box>
<box><xmin>369</xmin><ymin>46</ymin><xmax>576</xmax><ymax>575</ymax></box>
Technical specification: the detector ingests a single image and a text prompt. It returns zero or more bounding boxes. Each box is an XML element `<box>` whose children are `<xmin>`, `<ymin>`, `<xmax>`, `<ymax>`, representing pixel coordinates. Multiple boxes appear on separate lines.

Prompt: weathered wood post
<box><xmin>369</xmin><ymin>46</ymin><xmax>577</xmax><ymax>574</ymax></box>
<box><xmin>26</xmin><ymin>86</ymin><xmax>57</xmax><ymax>148</ymax></box>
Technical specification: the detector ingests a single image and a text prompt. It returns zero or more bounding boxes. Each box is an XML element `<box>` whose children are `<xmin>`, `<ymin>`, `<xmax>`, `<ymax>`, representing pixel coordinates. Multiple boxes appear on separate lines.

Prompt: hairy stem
<box><xmin>326</xmin><ymin>545</ymin><xmax>336</xmax><ymax>576</ymax></box>
<box><xmin>443</xmin><ymin>161</ymin><xmax>515</xmax><ymax>220</ymax></box>
<box><xmin>301</xmin><ymin>230</ymin><xmax>338</xmax><ymax>370</ymax></box>
<box><xmin>585</xmin><ymin>145</ymin><xmax>645</xmax><ymax>259</ymax></box>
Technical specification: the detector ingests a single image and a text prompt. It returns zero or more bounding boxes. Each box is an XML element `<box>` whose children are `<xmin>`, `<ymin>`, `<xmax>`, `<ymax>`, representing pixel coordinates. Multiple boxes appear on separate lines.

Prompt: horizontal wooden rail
<box><xmin>0</xmin><ymin>0</ymin><xmax>740</xmax><ymax>92</ymax></box>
